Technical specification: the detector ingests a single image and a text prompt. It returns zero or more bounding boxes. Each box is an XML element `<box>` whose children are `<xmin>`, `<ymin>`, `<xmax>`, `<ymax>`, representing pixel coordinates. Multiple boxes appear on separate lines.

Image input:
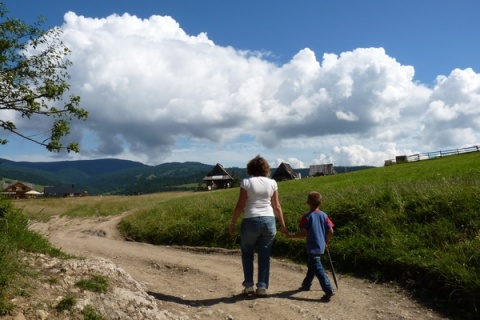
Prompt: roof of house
<box><xmin>3</xmin><ymin>181</ymin><xmax>33</xmax><ymax>192</ymax></box>
<box><xmin>203</xmin><ymin>163</ymin><xmax>233</xmax><ymax>181</ymax></box>
<box><xmin>271</xmin><ymin>162</ymin><xmax>298</xmax><ymax>181</ymax></box>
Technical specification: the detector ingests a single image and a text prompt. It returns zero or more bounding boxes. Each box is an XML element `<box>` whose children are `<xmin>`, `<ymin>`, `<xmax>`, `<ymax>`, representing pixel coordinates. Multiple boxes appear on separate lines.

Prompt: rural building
<box><xmin>203</xmin><ymin>163</ymin><xmax>234</xmax><ymax>190</ymax></box>
<box><xmin>395</xmin><ymin>155</ymin><xmax>408</xmax><ymax>164</ymax></box>
<box><xmin>271</xmin><ymin>162</ymin><xmax>299</xmax><ymax>181</ymax></box>
<box><xmin>1</xmin><ymin>181</ymin><xmax>33</xmax><ymax>199</ymax></box>
<box><xmin>309</xmin><ymin>164</ymin><xmax>337</xmax><ymax>176</ymax></box>
<box><xmin>44</xmin><ymin>185</ymin><xmax>85</xmax><ymax>197</ymax></box>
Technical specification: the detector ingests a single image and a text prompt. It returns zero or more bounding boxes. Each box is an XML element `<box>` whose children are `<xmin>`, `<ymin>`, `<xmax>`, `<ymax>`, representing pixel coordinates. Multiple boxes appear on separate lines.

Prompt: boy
<box><xmin>286</xmin><ymin>191</ymin><xmax>335</xmax><ymax>301</ymax></box>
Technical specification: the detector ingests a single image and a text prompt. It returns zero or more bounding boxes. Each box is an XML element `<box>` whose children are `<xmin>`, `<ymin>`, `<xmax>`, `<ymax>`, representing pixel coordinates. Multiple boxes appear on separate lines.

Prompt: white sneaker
<box><xmin>256</xmin><ymin>288</ymin><xmax>267</xmax><ymax>297</ymax></box>
<box><xmin>242</xmin><ymin>286</ymin><xmax>255</xmax><ymax>296</ymax></box>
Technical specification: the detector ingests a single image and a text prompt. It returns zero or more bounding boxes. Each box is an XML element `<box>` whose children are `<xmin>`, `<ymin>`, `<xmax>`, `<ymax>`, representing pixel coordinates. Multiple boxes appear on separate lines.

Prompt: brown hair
<box><xmin>246</xmin><ymin>155</ymin><xmax>270</xmax><ymax>177</ymax></box>
<box><xmin>307</xmin><ymin>191</ymin><xmax>322</xmax><ymax>208</ymax></box>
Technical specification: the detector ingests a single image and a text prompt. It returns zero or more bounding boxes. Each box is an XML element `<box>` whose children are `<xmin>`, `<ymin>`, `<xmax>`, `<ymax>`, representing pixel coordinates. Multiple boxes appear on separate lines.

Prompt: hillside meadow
<box><xmin>13</xmin><ymin>151</ymin><xmax>480</xmax><ymax>318</ymax></box>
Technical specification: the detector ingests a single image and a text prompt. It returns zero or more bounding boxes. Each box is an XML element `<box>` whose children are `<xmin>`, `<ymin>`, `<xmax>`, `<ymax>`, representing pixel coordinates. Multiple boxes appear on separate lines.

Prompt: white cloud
<box><xmin>9</xmin><ymin>12</ymin><xmax>480</xmax><ymax>167</ymax></box>
<box><xmin>336</xmin><ymin>110</ymin><xmax>358</xmax><ymax>122</ymax></box>
<box><xmin>422</xmin><ymin>68</ymin><xmax>480</xmax><ymax>149</ymax></box>
<box><xmin>271</xmin><ymin>157</ymin><xmax>306</xmax><ymax>169</ymax></box>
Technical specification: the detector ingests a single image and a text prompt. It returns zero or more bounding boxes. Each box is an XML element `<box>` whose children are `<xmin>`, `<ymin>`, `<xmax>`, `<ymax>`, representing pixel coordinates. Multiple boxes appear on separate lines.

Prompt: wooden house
<box><xmin>1</xmin><ymin>181</ymin><xmax>33</xmax><ymax>199</ymax></box>
<box><xmin>271</xmin><ymin>162</ymin><xmax>299</xmax><ymax>182</ymax></box>
<box><xmin>309</xmin><ymin>164</ymin><xmax>337</xmax><ymax>176</ymax></box>
<box><xmin>203</xmin><ymin>163</ymin><xmax>234</xmax><ymax>190</ymax></box>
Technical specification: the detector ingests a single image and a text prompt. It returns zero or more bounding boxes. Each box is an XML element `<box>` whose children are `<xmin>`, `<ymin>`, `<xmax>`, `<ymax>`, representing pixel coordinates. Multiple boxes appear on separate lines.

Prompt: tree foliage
<box><xmin>0</xmin><ymin>2</ymin><xmax>87</xmax><ymax>152</ymax></box>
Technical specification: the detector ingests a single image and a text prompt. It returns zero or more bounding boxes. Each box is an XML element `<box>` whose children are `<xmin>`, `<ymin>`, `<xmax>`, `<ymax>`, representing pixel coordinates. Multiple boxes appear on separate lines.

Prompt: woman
<box><xmin>229</xmin><ymin>155</ymin><xmax>288</xmax><ymax>297</ymax></box>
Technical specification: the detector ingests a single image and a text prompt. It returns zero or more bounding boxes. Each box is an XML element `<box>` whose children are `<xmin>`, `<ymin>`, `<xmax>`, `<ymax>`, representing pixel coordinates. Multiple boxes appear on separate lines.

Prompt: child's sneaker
<box><xmin>320</xmin><ymin>292</ymin><xmax>335</xmax><ymax>301</ymax></box>
<box><xmin>242</xmin><ymin>286</ymin><xmax>255</xmax><ymax>296</ymax></box>
<box><xmin>256</xmin><ymin>288</ymin><xmax>267</xmax><ymax>297</ymax></box>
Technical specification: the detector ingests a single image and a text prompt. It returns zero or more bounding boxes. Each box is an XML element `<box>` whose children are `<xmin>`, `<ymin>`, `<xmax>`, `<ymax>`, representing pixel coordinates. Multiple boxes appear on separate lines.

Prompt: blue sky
<box><xmin>1</xmin><ymin>0</ymin><xmax>479</xmax><ymax>168</ymax></box>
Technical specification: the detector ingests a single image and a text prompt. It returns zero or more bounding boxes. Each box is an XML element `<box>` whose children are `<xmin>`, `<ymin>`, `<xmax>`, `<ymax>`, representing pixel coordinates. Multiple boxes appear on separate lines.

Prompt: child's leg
<box><xmin>301</xmin><ymin>262</ymin><xmax>314</xmax><ymax>290</ymax></box>
<box><xmin>308</xmin><ymin>254</ymin><xmax>334</xmax><ymax>295</ymax></box>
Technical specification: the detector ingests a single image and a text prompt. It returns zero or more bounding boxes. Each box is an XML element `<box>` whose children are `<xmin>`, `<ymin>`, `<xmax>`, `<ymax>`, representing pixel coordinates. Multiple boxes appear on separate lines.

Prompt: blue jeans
<box><xmin>302</xmin><ymin>254</ymin><xmax>334</xmax><ymax>294</ymax></box>
<box><xmin>240</xmin><ymin>216</ymin><xmax>276</xmax><ymax>289</ymax></box>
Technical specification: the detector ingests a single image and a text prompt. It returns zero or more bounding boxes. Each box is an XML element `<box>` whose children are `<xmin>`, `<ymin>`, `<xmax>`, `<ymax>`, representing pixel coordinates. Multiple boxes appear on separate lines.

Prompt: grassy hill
<box><xmin>0</xmin><ymin>158</ymin><xmax>214</xmax><ymax>194</ymax></box>
<box><xmin>116</xmin><ymin>151</ymin><xmax>479</xmax><ymax>318</ymax></box>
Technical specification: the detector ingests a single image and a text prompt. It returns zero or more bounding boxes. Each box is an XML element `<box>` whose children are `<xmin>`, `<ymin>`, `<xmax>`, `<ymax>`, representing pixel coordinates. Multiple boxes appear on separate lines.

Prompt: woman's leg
<box><xmin>257</xmin><ymin>216</ymin><xmax>276</xmax><ymax>289</ymax></box>
<box><xmin>240</xmin><ymin>218</ymin><xmax>260</xmax><ymax>288</ymax></box>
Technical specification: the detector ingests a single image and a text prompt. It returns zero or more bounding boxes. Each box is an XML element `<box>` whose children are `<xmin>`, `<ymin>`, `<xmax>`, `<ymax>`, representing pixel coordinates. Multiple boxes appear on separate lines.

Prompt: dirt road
<box><xmin>30</xmin><ymin>213</ymin><xmax>449</xmax><ymax>320</ymax></box>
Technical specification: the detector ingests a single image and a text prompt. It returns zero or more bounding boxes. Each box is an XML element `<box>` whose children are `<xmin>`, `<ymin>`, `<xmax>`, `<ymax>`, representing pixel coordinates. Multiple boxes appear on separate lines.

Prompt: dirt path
<box><xmin>30</xmin><ymin>213</ymin><xmax>449</xmax><ymax>320</ymax></box>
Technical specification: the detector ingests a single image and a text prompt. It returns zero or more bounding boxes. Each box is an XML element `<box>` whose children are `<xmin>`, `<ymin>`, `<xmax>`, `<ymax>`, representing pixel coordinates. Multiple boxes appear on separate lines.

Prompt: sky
<box><xmin>1</xmin><ymin>0</ymin><xmax>479</xmax><ymax>168</ymax></box>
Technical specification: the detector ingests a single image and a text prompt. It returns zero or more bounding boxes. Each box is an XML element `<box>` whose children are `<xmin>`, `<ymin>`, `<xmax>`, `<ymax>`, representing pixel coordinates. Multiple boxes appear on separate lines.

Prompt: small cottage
<box><xmin>1</xmin><ymin>181</ymin><xmax>33</xmax><ymax>199</ymax></box>
<box><xmin>203</xmin><ymin>163</ymin><xmax>234</xmax><ymax>190</ymax></box>
<box><xmin>271</xmin><ymin>162</ymin><xmax>299</xmax><ymax>182</ymax></box>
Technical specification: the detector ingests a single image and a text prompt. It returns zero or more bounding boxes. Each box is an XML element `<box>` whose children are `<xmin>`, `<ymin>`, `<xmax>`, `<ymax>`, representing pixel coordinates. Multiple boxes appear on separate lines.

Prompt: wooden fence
<box><xmin>384</xmin><ymin>145</ymin><xmax>480</xmax><ymax>166</ymax></box>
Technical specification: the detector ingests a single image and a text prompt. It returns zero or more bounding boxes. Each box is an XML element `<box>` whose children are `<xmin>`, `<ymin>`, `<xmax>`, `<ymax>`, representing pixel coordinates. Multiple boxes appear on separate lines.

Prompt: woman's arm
<box><xmin>229</xmin><ymin>188</ymin><xmax>247</xmax><ymax>235</ymax></box>
<box><xmin>271</xmin><ymin>190</ymin><xmax>288</xmax><ymax>234</ymax></box>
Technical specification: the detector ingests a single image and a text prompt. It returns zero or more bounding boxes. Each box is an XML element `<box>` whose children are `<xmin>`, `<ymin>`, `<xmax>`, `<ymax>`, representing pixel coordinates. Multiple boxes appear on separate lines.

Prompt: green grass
<box><xmin>55</xmin><ymin>294</ymin><xmax>77</xmax><ymax>312</ymax></box>
<box><xmin>83</xmin><ymin>305</ymin><xmax>106</xmax><ymax>320</ymax></box>
<box><xmin>0</xmin><ymin>197</ymin><xmax>68</xmax><ymax>315</ymax></box>
<box><xmin>6</xmin><ymin>151</ymin><xmax>480</xmax><ymax>319</ymax></box>
<box><xmin>15</xmin><ymin>191</ymin><xmax>193</xmax><ymax>220</ymax></box>
<box><xmin>75</xmin><ymin>274</ymin><xmax>109</xmax><ymax>293</ymax></box>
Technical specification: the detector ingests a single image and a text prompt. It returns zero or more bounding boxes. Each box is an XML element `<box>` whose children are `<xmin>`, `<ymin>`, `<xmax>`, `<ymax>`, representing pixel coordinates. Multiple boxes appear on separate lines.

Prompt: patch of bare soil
<box><xmin>28</xmin><ymin>213</ymin><xmax>451</xmax><ymax>320</ymax></box>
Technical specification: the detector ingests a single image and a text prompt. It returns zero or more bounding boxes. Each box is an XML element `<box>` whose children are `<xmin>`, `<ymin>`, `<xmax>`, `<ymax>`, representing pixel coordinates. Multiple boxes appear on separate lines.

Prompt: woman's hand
<box><xmin>228</xmin><ymin>222</ymin><xmax>236</xmax><ymax>236</ymax></box>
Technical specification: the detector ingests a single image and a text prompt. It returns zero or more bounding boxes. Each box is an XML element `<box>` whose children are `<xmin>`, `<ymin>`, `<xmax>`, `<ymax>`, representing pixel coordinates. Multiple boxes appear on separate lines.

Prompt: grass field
<box><xmin>8</xmin><ymin>151</ymin><xmax>480</xmax><ymax>318</ymax></box>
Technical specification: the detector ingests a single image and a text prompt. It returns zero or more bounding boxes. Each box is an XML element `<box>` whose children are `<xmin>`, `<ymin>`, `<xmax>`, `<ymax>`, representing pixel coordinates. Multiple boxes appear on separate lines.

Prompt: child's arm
<box><xmin>325</xmin><ymin>227</ymin><xmax>334</xmax><ymax>248</ymax></box>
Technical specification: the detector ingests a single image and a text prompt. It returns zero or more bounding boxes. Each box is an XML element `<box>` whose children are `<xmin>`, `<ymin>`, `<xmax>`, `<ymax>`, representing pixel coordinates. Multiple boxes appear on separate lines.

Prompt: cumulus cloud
<box><xmin>9</xmin><ymin>12</ymin><xmax>480</xmax><ymax>167</ymax></box>
<box><xmin>271</xmin><ymin>157</ymin><xmax>306</xmax><ymax>169</ymax></box>
<box><xmin>422</xmin><ymin>68</ymin><xmax>480</xmax><ymax>149</ymax></box>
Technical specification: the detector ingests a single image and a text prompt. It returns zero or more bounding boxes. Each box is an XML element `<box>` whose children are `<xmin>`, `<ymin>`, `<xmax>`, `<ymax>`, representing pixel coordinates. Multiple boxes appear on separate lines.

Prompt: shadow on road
<box><xmin>147</xmin><ymin>288</ymin><xmax>331</xmax><ymax>307</ymax></box>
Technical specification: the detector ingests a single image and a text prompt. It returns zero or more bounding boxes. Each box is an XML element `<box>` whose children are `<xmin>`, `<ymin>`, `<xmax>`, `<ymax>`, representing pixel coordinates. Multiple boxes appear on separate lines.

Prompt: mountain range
<box><xmin>0</xmin><ymin>158</ymin><xmax>244</xmax><ymax>195</ymax></box>
<box><xmin>0</xmin><ymin>158</ymin><xmax>373</xmax><ymax>195</ymax></box>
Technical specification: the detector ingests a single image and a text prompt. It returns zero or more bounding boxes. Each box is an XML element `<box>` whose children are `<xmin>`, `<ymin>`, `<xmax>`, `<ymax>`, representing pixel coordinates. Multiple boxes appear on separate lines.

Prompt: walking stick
<box><xmin>326</xmin><ymin>248</ymin><xmax>338</xmax><ymax>289</ymax></box>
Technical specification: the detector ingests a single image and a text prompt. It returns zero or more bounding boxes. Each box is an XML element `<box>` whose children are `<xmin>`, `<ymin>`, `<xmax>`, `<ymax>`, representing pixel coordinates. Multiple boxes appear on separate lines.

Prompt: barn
<box><xmin>271</xmin><ymin>162</ymin><xmax>299</xmax><ymax>181</ymax></box>
<box><xmin>309</xmin><ymin>164</ymin><xmax>337</xmax><ymax>176</ymax></box>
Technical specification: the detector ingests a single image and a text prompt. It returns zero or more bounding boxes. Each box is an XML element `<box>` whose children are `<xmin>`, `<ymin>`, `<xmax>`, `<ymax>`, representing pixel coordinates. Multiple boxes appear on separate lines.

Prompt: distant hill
<box><xmin>10</xmin><ymin>158</ymin><xmax>146</xmax><ymax>175</ymax></box>
<box><xmin>0</xmin><ymin>158</ymin><xmax>213</xmax><ymax>195</ymax></box>
<box><xmin>0</xmin><ymin>158</ymin><xmax>374</xmax><ymax>195</ymax></box>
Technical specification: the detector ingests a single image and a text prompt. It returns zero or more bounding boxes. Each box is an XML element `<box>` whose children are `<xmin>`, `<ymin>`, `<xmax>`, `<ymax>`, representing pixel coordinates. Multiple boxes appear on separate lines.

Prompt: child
<box><xmin>286</xmin><ymin>191</ymin><xmax>335</xmax><ymax>301</ymax></box>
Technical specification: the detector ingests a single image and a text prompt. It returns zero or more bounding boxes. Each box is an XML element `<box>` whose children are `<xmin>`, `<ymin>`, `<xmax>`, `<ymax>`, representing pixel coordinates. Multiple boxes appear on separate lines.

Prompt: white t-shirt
<box><xmin>240</xmin><ymin>176</ymin><xmax>278</xmax><ymax>218</ymax></box>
